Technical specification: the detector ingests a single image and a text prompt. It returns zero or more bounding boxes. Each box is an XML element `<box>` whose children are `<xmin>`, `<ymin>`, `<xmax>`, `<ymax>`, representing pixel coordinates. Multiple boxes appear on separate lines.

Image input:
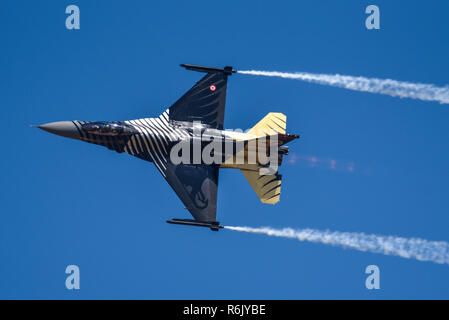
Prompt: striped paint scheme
<box><xmin>73</xmin><ymin>110</ymin><xmax>293</xmax><ymax>205</ymax></box>
<box><xmin>74</xmin><ymin>109</ymin><xmax>190</xmax><ymax>178</ymax></box>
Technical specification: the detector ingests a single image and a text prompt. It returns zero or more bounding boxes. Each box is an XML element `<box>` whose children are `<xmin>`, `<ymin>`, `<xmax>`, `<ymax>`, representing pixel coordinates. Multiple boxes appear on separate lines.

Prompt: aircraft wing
<box><xmin>159</xmin><ymin>65</ymin><xmax>235</xmax><ymax>225</ymax></box>
<box><xmin>163</xmin><ymin>160</ymin><xmax>219</xmax><ymax>222</ymax></box>
<box><xmin>168</xmin><ymin>64</ymin><xmax>235</xmax><ymax>130</ymax></box>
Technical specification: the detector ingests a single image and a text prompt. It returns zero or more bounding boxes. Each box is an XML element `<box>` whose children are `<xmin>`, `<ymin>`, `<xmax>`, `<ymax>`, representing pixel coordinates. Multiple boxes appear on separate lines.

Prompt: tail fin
<box><xmin>241</xmin><ymin>170</ymin><xmax>282</xmax><ymax>204</ymax></box>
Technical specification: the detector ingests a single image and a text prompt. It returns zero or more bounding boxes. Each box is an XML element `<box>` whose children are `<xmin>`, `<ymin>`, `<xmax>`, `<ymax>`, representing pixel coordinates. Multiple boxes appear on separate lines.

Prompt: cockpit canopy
<box><xmin>81</xmin><ymin>122</ymin><xmax>137</xmax><ymax>136</ymax></box>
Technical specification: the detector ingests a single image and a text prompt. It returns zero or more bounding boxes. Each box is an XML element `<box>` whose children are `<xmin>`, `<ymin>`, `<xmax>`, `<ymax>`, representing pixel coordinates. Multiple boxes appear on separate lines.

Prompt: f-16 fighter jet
<box><xmin>36</xmin><ymin>64</ymin><xmax>299</xmax><ymax>231</ymax></box>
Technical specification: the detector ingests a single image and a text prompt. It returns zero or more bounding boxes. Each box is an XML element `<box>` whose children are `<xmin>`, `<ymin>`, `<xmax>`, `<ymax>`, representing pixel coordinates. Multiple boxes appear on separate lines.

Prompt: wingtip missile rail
<box><xmin>167</xmin><ymin>218</ymin><xmax>224</xmax><ymax>231</ymax></box>
<box><xmin>180</xmin><ymin>64</ymin><xmax>236</xmax><ymax>75</ymax></box>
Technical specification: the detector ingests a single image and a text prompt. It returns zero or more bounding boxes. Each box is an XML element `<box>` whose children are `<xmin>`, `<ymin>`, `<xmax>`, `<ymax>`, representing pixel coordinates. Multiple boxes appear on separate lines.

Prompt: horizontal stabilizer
<box><xmin>248</xmin><ymin>112</ymin><xmax>287</xmax><ymax>136</ymax></box>
<box><xmin>241</xmin><ymin>170</ymin><xmax>282</xmax><ymax>204</ymax></box>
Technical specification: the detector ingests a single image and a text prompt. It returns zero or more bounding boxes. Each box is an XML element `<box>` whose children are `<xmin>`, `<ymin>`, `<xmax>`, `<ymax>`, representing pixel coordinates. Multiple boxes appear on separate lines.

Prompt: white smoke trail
<box><xmin>224</xmin><ymin>226</ymin><xmax>449</xmax><ymax>265</ymax></box>
<box><xmin>238</xmin><ymin>70</ymin><xmax>449</xmax><ymax>104</ymax></box>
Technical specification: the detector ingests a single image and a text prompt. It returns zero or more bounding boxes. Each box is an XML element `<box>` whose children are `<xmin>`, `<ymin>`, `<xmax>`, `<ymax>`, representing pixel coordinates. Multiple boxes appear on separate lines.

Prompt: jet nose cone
<box><xmin>37</xmin><ymin>121</ymin><xmax>81</xmax><ymax>139</ymax></box>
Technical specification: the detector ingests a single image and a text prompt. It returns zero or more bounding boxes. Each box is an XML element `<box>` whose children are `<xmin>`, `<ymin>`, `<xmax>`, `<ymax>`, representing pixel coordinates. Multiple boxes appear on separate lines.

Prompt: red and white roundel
<box><xmin>209</xmin><ymin>85</ymin><xmax>216</xmax><ymax>91</ymax></box>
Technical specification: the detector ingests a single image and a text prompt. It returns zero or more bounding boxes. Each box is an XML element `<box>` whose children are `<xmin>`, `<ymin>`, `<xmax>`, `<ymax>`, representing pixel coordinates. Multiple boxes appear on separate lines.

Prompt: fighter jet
<box><xmin>36</xmin><ymin>64</ymin><xmax>299</xmax><ymax>231</ymax></box>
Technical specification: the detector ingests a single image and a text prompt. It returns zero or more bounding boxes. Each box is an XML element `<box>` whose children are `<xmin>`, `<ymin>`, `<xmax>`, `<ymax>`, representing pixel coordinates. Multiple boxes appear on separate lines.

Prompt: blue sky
<box><xmin>1</xmin><ymin>0</ymin><xmax>448</xmax><ymax>299</ymax></box>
